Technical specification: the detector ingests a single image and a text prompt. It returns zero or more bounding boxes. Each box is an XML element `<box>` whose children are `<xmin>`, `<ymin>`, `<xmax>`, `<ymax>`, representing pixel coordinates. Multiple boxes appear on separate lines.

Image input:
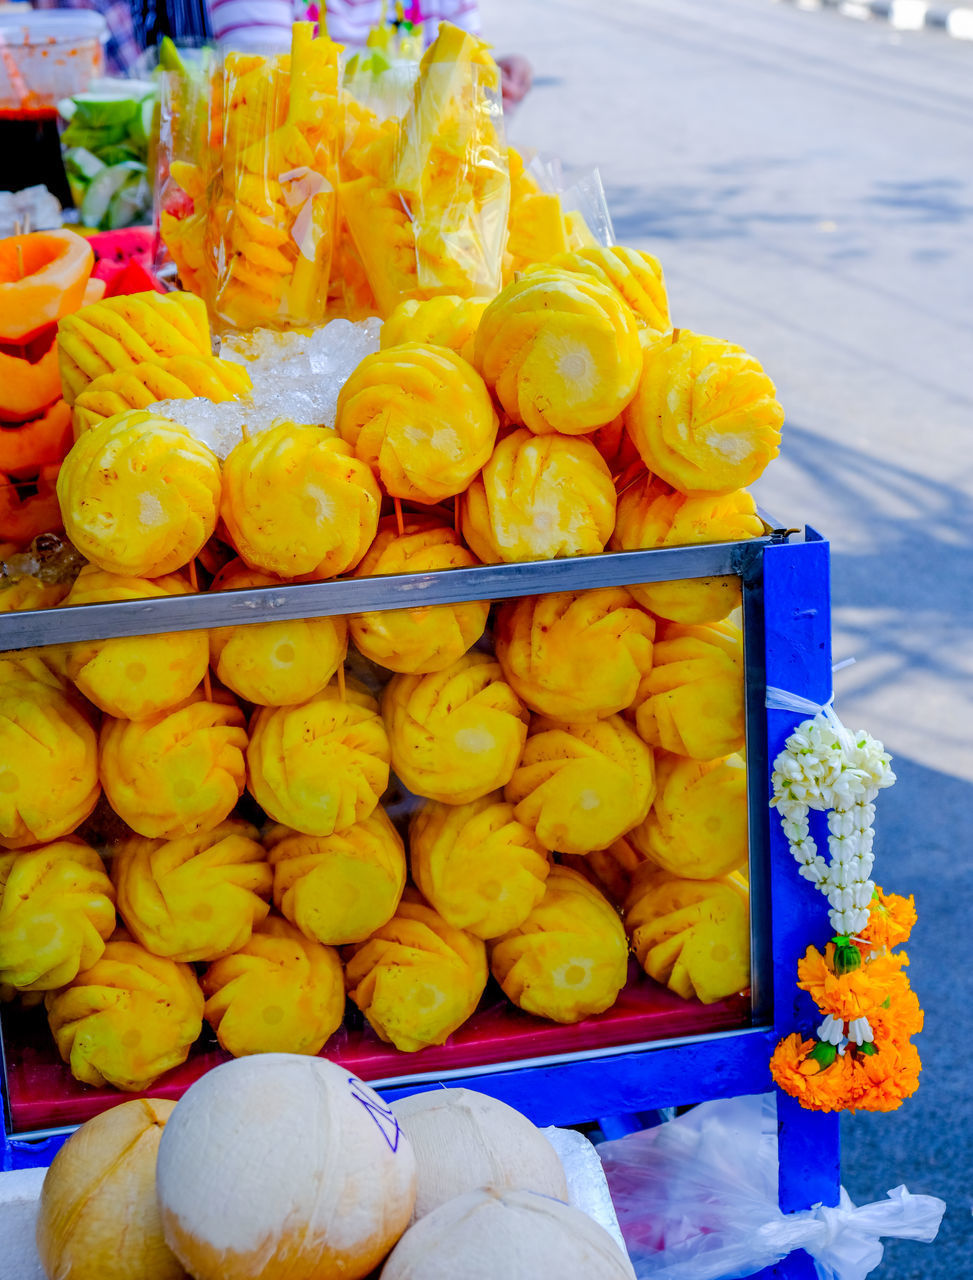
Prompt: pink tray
<box><xmin>3</xmin><ymin>966</ymin><xmax>750</xmax><ymax>1133</ymax></box>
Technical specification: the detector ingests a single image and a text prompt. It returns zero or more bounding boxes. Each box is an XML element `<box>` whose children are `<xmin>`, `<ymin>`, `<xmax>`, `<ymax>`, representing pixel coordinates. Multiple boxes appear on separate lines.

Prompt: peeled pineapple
<box><xmin>0</xmin><ymin>840</ymin><xmax>115</xmax><ymax>991</ymax></box>
<box><xmin>45</xmin><ymin>933</ymin><xmax>204</xmax><ymax>1091</ymax></box>
<box><xmin>202</xmin><ymin>915</ymin><xmax>345</xmax><ymax>1058</ymax></box>
<box><xmin>409</xmin><ymin>794</ymin><xmax>551</xmax><ymax>940</ymax></box>
<box><xmin>505</xmin><ymin>716</ymin><xmax>655</xmax><ymax>856</ymax></box>
<box><xmin>474</xmin><ymin>267</ymin><xmax>642</xmax><ymax>436</ymax></box>
<box><xmin>247</xmin><ymin>679</ymin><xmax>391</xmax><ymax>837</ymax></box>
<box><xmin>267</xmin><ymin>807</ymin><xmax>406</xmax><ymax>946</ymax></box>
<box><xmin>112</xmin><ymin>821</ymin><xmax>272</xmax><ymax>963</ymax></box>
<box><xmin>346</xmin><ymin>890</ymin><xmax>488</xmax><ymax>1052</ymax></box>
<box><xmin>57</xmin><ymin>292</ymin><xmax>211</xmax><ymax>405</ymax></box>
<box><xmin>627</xmin><ymin>751</ymin><xmax>748</xmax><ymax>881</ymax></box>
<box><xmin>624</xmin><ymin>329</ymin><xmax>783</xmax><ymax>496</ymax></box>
<box><xmin>489</xmin><ymin>867</ymin><xmax>629</xmax><ymax>1024</ymax></box>
<box><xmin>624</xmin><ymin>864</ymin><xmax>750</xmax><ymax>1005</ymax></box>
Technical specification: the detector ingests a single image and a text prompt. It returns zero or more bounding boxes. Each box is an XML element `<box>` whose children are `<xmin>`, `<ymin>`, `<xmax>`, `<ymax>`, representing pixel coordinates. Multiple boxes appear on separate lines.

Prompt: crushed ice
<box><xmin>148</xmin><ymin>317</ymin><xmax>383</xmax><ymax>459</ymax></box>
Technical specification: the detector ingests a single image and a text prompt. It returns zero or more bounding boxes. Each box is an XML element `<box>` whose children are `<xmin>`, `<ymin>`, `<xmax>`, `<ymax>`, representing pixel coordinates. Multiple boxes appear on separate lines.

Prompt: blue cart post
<box><xmin>1</xmin><ymin>531</ymin><xmax>842</xmax><ymax>1278</ymax></box>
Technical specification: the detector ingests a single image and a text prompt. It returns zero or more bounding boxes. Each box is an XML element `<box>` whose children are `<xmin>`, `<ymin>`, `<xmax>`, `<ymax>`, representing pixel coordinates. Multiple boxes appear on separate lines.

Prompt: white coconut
<box><xmin>380</xmin><ymin>1186</ymin><xmax>636</xmax><ymax>1279</ymax></box>
<box><xmin>35</xmin><ymin>1098</ymin><xmax>186</xmax><ymax>1280</ymax></box>
<box><xmin>155</xmin><ymin>1054</ymin><xmax>416</xmax><ymax>1280</ymax></box>
<box><xmin>390</xmin><ymin>1088</ymin><xmax>568</xmax><ymax>1220</ymax></box>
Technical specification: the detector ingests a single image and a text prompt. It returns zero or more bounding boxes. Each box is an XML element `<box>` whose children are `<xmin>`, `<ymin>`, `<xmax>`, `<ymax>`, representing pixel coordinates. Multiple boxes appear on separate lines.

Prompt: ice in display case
<box><xmin>1</xmin><ymin>529</ymin><xmax>841</xmax><ymax>1279</ymax></box>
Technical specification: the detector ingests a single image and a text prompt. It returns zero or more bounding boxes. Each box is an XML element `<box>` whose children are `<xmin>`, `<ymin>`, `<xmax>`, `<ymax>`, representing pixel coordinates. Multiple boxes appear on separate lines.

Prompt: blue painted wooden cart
<box><xmin>0</xmin><ymin>529</ymin><xmax>837</xmax><ymax>1279</ymax></box>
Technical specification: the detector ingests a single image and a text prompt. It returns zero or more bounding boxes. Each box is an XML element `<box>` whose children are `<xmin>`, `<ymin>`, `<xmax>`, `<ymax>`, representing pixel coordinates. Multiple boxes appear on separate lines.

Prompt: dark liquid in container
<box><xmin>0</xmin><ymin>110</ymin><xmax>72</xmax><ymax>208</ymax></box>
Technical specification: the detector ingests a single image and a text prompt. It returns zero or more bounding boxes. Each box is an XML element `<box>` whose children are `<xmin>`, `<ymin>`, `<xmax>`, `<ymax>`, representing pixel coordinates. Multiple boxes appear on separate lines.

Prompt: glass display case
<box><xmin>1</xmin><ymin>528</ymin><xmax>840</xmax><ymax>1256</ymax></box>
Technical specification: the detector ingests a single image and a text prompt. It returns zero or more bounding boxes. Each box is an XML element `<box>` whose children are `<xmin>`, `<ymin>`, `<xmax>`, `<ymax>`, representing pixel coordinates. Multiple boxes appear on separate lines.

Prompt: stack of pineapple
<box><xmin>0</xmin><ymin>26</ymin><xmax>786</xmax><ymax>1097</ymax></box>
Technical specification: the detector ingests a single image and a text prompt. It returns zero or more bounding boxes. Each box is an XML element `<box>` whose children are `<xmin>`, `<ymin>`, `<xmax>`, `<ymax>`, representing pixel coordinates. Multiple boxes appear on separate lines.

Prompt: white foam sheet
<box><xmin>0</xmin><ymin>1166</ymin><xmax>47</xmax><ymax>1280</ymax></box>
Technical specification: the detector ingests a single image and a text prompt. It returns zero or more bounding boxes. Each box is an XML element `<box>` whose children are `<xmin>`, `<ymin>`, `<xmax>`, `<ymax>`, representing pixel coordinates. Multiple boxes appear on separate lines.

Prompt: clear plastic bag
<box><xmin>598</xmin><ymin>1094</ymin><xmax>944</xmax><ymax>1280</ymax></box>
<box><xmin>339</xmin><ymin>22</ymin><xmax>510</xmax><ymax>317</ymax></box>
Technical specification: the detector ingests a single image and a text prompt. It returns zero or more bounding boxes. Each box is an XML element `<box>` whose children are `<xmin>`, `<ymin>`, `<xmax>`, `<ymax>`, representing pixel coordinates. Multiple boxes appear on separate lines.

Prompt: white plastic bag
<box><xmin>598</xmin><ymin>1094</ymin><xmax>944</xmax><ymax>1280</ymax></box>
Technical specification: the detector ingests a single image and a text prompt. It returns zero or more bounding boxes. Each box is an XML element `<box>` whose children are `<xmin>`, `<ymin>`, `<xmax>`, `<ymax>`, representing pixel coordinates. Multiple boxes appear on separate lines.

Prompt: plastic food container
<box><xmin>0</xmin><ymin>11</ymin><xmax>107</xmax><ymax>116</ymax></box>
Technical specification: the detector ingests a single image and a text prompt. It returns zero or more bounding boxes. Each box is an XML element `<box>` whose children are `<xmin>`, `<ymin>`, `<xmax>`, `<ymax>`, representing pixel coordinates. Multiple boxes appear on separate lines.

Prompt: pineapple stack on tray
<box><xmin>0</xmin><ymin>20</ymin><xmax>785</xmax><ymax>1097</ymax></box>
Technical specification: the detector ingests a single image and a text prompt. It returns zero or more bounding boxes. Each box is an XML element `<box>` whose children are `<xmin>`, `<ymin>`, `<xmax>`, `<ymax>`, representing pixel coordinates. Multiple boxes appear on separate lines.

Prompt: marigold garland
<box><xmin>770</xmin><ymin>886</ymin><xmax>923</xmax><ymax>1113</ymax></box>
<box><xmin>769</xmin><ymin>703</ymin><xmax>923</xmax><ymax>1113</ymax></box>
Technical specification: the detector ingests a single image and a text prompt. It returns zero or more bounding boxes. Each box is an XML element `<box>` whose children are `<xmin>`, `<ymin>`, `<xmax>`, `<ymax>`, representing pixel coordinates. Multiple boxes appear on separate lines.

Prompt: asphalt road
<box><xmin>481</xmin><ymin>0</ymin><xmax>973</xmax><ymax>1274</ymax></box>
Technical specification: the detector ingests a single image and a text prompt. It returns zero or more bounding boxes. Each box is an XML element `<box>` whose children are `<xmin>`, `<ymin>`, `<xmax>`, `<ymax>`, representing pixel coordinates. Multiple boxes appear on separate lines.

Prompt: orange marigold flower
<box><xmin>842</xmin><ymin>1037</ymin><xmax>922</xmax><ymax>1113</ymax></box>
<box><xmin>770</xmin><ymin>1033</ymin><xmax>818</xmax><ymax>1102</ymax></box>
<box><xmin>870</xmin><ymin>984</ymin><xmax>924</xmax><ymax>1042</ymax></box>
<box><xmin>858</xmin><ymin>886</ymin><xmax>917</xmax><ymax>955</ymax></box>
<box><xmin>797</xmin><ymin>944</ymin><xmax>906</xmax><ymax>1023</ymax></box>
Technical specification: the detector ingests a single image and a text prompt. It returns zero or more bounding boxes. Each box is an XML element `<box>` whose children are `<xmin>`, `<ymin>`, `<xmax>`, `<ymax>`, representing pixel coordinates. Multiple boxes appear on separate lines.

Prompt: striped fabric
<box><xmin>208</xmin><ymin>0</ymin><xmax>481</xmax><ymax>48</ymax></box>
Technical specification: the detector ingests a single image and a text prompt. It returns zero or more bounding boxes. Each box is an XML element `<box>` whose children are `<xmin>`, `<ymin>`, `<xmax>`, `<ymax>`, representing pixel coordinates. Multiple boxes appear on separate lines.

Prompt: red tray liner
<box><xmin>3</xmin><ymin>968</ymin><xmax>750</xmax><ymax>1134</ymax></box>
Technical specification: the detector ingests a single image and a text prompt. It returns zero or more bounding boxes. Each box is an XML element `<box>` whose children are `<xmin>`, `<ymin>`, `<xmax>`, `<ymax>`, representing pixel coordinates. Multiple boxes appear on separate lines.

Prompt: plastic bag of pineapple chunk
<box><xmin>340</xmin><ymin>22</ymin><xmax>511</xmax><ymax>316</ymax></box>
<box><xmin>156</xmin><ymin>47</ymin><xmax>221</xmax><ymax>297</ymax></box>
<box><xmin>208</xmin><ymin>23</ymin><xmax>341</xmax><ymax>333</ymax></box>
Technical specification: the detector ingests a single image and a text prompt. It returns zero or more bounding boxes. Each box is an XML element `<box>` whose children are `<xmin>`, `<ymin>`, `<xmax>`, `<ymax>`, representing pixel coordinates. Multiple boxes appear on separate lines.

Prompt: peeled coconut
<box><xmin>390</xmin><ymin>1088</ymin><xmax>568</xmax><ymax>1220</ymax></box>
<box><xmin>155</xmin><ymin>1053</ymin><xmax>417</xmax><ymax>1280</ymax></box>
<box><xmin>380</xmin><ymin>1186</ymin><xmax>636</xmax><ymax>1279</ymax></box>
<box><xmin>35</xmin><ymin>1097</ymin><xmax>187</xmax><ymax>1280</ymax></box>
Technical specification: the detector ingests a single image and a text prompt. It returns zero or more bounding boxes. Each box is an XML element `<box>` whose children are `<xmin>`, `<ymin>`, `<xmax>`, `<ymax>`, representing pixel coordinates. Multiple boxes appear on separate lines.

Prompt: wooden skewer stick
<box><xmin>336</xmin><ymin>662</ymin><xmax>346</xmax><ymax>702</ymax></box>
<box><xmin>394</xmin><ymin>496</ymin><xmax>405</xmax><ymax>538</ymax></box>
<box><xmin>671</xmin><ymin>327</ymin><xmax>681</xmax><ymax>344</ymax></box>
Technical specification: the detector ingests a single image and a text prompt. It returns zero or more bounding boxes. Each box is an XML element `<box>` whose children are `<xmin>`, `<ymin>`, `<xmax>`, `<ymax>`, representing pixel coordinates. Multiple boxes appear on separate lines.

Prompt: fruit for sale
<box><xmin>336</xmin><ymin>343</ymin><xmax>498</xmax><ymax>503</ymax></box>
<box><xmin>381</xmin><ymin>295</ymin><xmax>487</xmax><ymax>364</ymax></box>
<box><xmin>506</xmin><ymin>716</ymin><xmax>655</xmax><ymax>856</ymax></box>
<box><xmin>0</xmin><ymin>230</ymin><xmax>94</xmax><ymax>343</ymax></box>
<box><xmin>220</xmin><ymin>422</ymin><xmax>380</xmax><ymax>579</ymax></box>
<box><xmin>100</xmin><ymin>694</ymin><xmax>248</xmax><ymax>840</ymax></box>
<box><xmin>382</xmin><ymin>1187</ymin><xmax>636</xmax><ymax>1280</ymax></box>
<box><xmin>0</xmin><ymin>399</ymin><xmax>73</xmax><ymax>466</ymax></box>
<box><xmin>57</xmin><ymin>291</ymin><xmax>211</xmax><ymax>405</ymax></box>
<box><xmin>610</xmin><ymin>472</ymin><xmax>763</xmax><ymax>623</ymax></box>
<box><xmin>382</xmin><ymin>652</ymin><xmax>529</xmax><ymax>805</ymax></box>
<box><xmin>201</xmin><ymin>915</ymin><xmax>344</xmax><ymax>1057</ymax></box>
<box><xmin>71</xmin><ymin>354</ymin><xmax>252</xmax><ymax>434</ymax></box>
<box><xmin>462</xmin><ymin>429</ymin><xmax>616</xmax><ymax>563</ymax></box>
<box><xmin>267</xmin><ymin>806</ymin><xmax>407</xmax><ymax>946</ymax></box>
<box><xmin>155</xmin><ymin>1056</ymin><xmax>417</xmax><ymax>1280</ymax></box>
<box><xmin>624</xmin><ymin>329</ymin><xmax>783</xmax><ymax>496</ymax></box>
<box><xmin>495</xmin><ymin>588</ymin><xmax>655</xmax><ymax>721</ymax></box>
<box><xmin>0</xmin><ymin>574</ymin><xmax>70</xmax><ymax>616</ymax></box>
<box><xmin>56</xmin><ymin>409</ymin><xmax>222</xmax><ymax>577</ymax></box>
<box><xmin>545</xmin><ymin>246</ymin><xmax>670</xmax><ymax>333</ymax></box>
<box><xmin>209</xmin><ymin>562</ymin><xmax>348</xmax><ymax>706</ymax></box>
<box><xmin>0</xmin><ymin>339</ymin><xmax>62</xmax><ymax>424</ymax></box>
<box><xmin>60</xmin><ymin>566</ymin><xmax>210</xmax><ymax>720</ymax></box>
<box><xmin>631</xmin><ymin>618</ymin><xmax>745</xmax><ymax>760</ymax></box>
<box><xmin>0</xmin><ymin>461</ymin><xmax>63</xmax><ymax>545</ymax></box>
<box><xmin>503</xmin><ymin>149</ymin><xmax>571</xmax><ymax>274</ymax></box>
<box><xmin>247</xmin><ymin>679</ymin><xmax>391</xmax><ymax>836</ymax></box>
<box><xmin>0</xmin><ymin>681</ymin><xmax>100</xmax><ymax>849</ymax></box>
<box><xmin>346</xmin><ymin>890</ymin><xmax>487</xmax><ymax>1052</ymax></box>
<box><xmin>489</xmin><ymin>867</ymin><xmax>629</xmax><ymax>1023</ymax></box>
<box><xmin>46</xmin><ymin>933</ymin><xmax>205</xmax><ymax>1090</ymax></box>
<box><xmin>113</xmin><ymin>821</ymin><xmax>272</xmax><ymax>962</ymax></box>
<box><xmin>560</xmin><ymin>834</ymin><xmax>650</xmax><ymax>908</ymax></box>
<box><xmin>628</xmin><ymin>752</ymin><xmax>748</xmax><ymax>880</ymax></box>
<box><xmin>474</xmin><ymin>267</ymin><xmax>642</xmax><ymax>436</ymax></box>
<box><xmin>35</xmin><ymin>1098</ymin><xmax>187</xmax><ymax>1280</ymax></box>
<box><xmin>391</xmin><ymin>1089</ymin><xmax>568</xmax><ymax>1222</ymax></box>
<box><xmin>409</xmin><ymin>794</ymin><xmax>550</xmax><ymax>940</ymax></box>
<box><xmin>0</xmin><ymin>840</ymin><xmax>115</xmax><ymax>991</ymax></box>
<box><xmin>625</xmin><ymin>864</ymin><xmax>750</xmax><ymax>1004</ymax></box>
<box><xmin>350</xmin><ymin>515</ymin><xmax>489</xmax><ymax>674</ymax></box>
